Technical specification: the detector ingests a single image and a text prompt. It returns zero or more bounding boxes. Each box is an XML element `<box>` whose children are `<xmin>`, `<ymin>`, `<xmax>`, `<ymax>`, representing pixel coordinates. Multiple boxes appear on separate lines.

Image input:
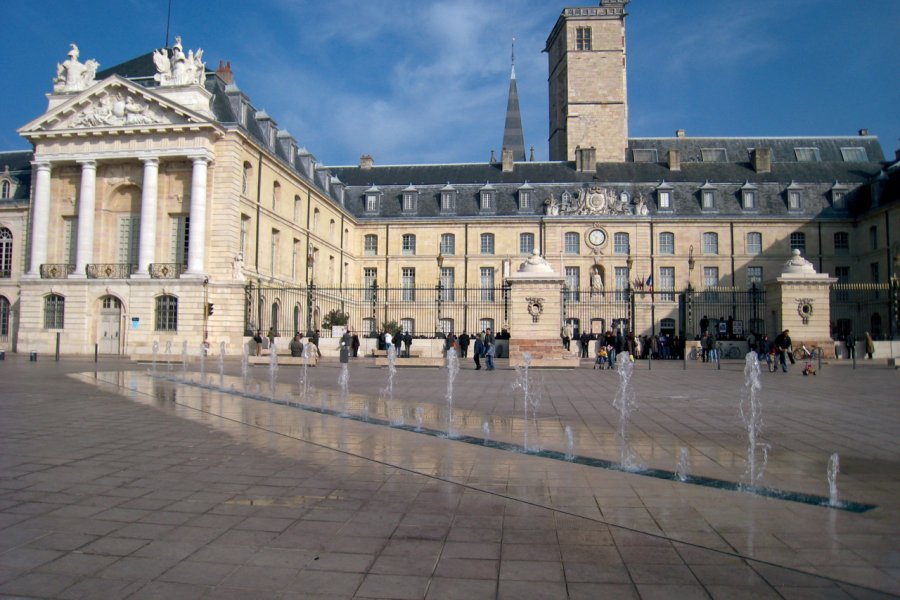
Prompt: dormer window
<box><xmin>364</xmin><ymin>185</ymin><xmax>381</xmax><ymax>213</ymax></box>
<box><xmin>699</xmin><ymin>181</ymin><xmax>717</xmax><ymax>211</ymax></box>
<box><xmin>480</xmin><ymin>184</ymin><xmax>496</xmax><ymax>212</ymax></box>
<box><xmin>440</xmin><ymin>183</ymin><xmax>457</xmax><ymax>213</ymax></box>
<box><xmin>831</xmin><ymin>182</ymin><xmax>848</xmax><ymax>210</ymax></box>
<box><xmin>794</xmin><ymin>147</ymin><xmax>820</xmax><ymax>162</ymax></box>
<box><xmin>633</xmin><ymin>149</ymin><xmax>658</xmax><ymax>163</ymax></box>
<box><xmin>656</xmin><ymin>181</ymin><xmax>673</xmax><ymax>211</ymax></box>
<box><xmin>518</xmin><ymin>182</ymin><xmax>534</xmax><ymax>211</ymax></box>
<box><xmin>402</xmin><ymin>184</ymin><xmax>418</xmax><ymax>213</ymax></box>
<box><xmin>840</xmin><ymin>147</ymin><xmax>867</xmax><ymax>162</ymax></box>
<box><xmin>0</xmin><ymin>180</ymin><xmax>9</xmax><ymax>199</ymax></box>
<box><xmin>740</xmin><ymin>182</ymin><xmax>758</xmax><ymax>210</ymax></box>
<box><xmin>786</xmin><ymin>182</ymin><xmax>803</xmax><ymax>211</ymax></box>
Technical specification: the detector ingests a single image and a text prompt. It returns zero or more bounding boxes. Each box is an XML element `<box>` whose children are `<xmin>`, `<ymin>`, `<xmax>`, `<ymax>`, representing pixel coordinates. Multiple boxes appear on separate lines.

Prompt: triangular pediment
<box><xmin>18</xmin><ymin>75</ymin><xmax>213</xmax><ymax>137</ymax></box>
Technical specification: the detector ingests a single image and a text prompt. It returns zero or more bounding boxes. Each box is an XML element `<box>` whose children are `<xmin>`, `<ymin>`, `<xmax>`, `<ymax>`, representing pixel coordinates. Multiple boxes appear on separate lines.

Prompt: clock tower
<box><xmin>545</xmin><ymin>1</ymin><xmax>629</xmax><ymax>163</ymax></box>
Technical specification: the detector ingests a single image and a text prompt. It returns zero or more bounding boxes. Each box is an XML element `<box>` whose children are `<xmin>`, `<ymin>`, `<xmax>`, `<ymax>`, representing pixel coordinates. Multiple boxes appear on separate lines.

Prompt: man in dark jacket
<box><xmin>473</xmin><ymin>333</ymin><xmax>484</xmax><ymax>370</ymax></box>
<box><xmin>774</xmin><ymin>329</ymin><xmax>791</xmax><ymax>372</ymax></box>
<box><xmin>845</xmin><ymin>331</ymin><xmax>856</xmax><ymax>360</ymax></box>
<box><xmin>579</xmin><ymin>331</ymin><xmax>591</xmax><ymax>358</ymax></box>
<box><xmin>458</xmin><ymin>331</ymin><xmax>470</xmax><ymax>358</ymax></box>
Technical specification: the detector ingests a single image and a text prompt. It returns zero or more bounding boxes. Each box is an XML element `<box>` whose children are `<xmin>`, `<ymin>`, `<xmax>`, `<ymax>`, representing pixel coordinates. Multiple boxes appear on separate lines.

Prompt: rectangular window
<box><xmin>659</xmin><ymin>267</ymin><xmax>675</xmax><ymax>302</ymax></box>
<box><xmin>742</xmin><ymin>190</ymin><xmax>756</xmax><ymax>210</ymax></box>
<box><xmin>118</xmin><ymin>215</ymin><xmax>140</xmax><ymax>266</ymax></box>
<box><xmin>870</xmin><ymin>262</ymin><xmax>879</xmax><ymax>284</ymax></box>
<box><xmin>632</xmin><ymin>149</ymin><xmax>658</xmax><ymax>163</ymax></box>
<box><xmin>834</xmin><ymin>232</ymin><xmax>849</xmax><ymax>254</ymax></box>
<box><xmin>790</xmin><ymin>232</ymin><xmax>806</xmax><ymax>253</ymax></box>
<box><xmin>402</xmin><ymin>234</ymin><xmax>416</xmax><ymax>255</ymax></box>
<box><xmin>401</xmin><ymin>267</ymin><xmax>416</xmax><ymax>301</ymax></box>
<box><xmin>440</xmin><ymin>267</ymin><xmax>455</xmax><ymax>301</ymax></box>
<box><xmin>402</xmin><ymin>192</ymin><xmax>417</xmax><ymax>212</ymax></box>
<box><xmin>480</xmin><ymin>233</ymin><xmax>494</xmax><ymax>255</ymax></box>
<box><xmin>366</xmin><ymin>194</ymin><xmax>378</xmax><ymax>212</ymax></box>
<box><xmin>702</xmin><ymin>232</ymin><xmax>718</xmax><ymax>255</ymax></box>
<box><xmin>44</xmin><ymin>295</ymin><xmax>65</xmax><ymax>329</ymax></box>
<box><xmin>614</xmin><ymin>267</ymin><xmax>628</xmax><ymax>301</ymax></box>
<box><xmin>869</xmin><ymin>226</ymin><xmax>877</xmax><ymax>250</ymax></box>
<box><xmin>564</xmin><ymin>232</ymin><xmax>580</xmax><ymax>254</ymax></box>
<box><xmin>834</xmin><ymin>266</ymin><xmax>850</xmax><ymax>284</ymax></box>
<box><xmin>63</xmin><ymin>217</ymin><xmax>77</xmax><ymax>265</ymax></box>
<box><xmin>364</xmin><ymin>234</ymin><xmax>378</xmax><ymax>256</ymax></box>
<box><xmin>703</xmin><ymin>266</ymin><xmax>719</xmax><ymax>288</ymax></box>
<box><xmin>441</xmin><ymin>191</ymin><xmax>455</xmax><ymax>212</ymax></box>
<box><xmin>364</xmin><ymin>267</ymin><xmax>377</xmax><ymax>300</ymax></box>
<box><xmin>747</xmin><ymin>266</ymin><xmax>763</xmax><ymax>286</ymax></box>
<box><xmin>788</xmin><ymin>190</ymin><xmax>801</xmax><ymax>211</ymax></box>
<box><xmin>270</xmin><ymin>229</ymin><xmax>279</xmax><ymax>276</ymax></box>
<box><xmin>832</xmin><ymin>190</ymin><xmax>846</xmax><ymax>209</ymax></box>
<box><xmin>613</xmin><ymin>232</ymin><xmax>629</xmax><ymax>255</ymax></box>
<box><xmin>658</xmin><ymin>232</ymin><xmax>674</xmax><ymax>255</ymax></box>
<box><xmin>440</xmin><ymin>233</ymin><xmax>455</xmax><ymax>255</ymax></box>
<box><xmin>170</xmin><ymin>215</ymin><xmax>189</xmax><ymax>265</ymax></box>
<box><xmin>519</xmin><ymin>190</ymin><xmax>532</xmax><ymax>210</ymax></box>
<box><xmin>576</xmin><ymin>26</ymin><xmax>592</xmax><ymax>50</ymax></box>
<box><xmin>155</xmin><ymin>296</ymin><xmax>178</xmax><ymax>332</ymax></box>
<box><xmin>565</xmin><ymin>267</ymin><xmax>580</xmax><ymax>303</ymax></box>
<box><xmin>794</xmin><ymin>147</ymin><xmax>821</xmax><ymax>162</ymax></box>
<box><xmin>700</xmin><ymin>148</ymin><xmax>727</xmax><ymax>162</ymax></box>
<box><xmin>292</xmin><ymin>239</ymin><xmax>300</xmax><ymax>280</ymax></box>
<box><xmin>746</xmin><ymin>232</ymin><xmax>762</xmax><ymax>255</ymax></box>
<box><xmin>480</xmin><ymin>267</ymin><xmax>495</xmax><ymax>301</ymax></box>
<box><xmin>480</xmin><ymin>191</ymin><xmax>494</xmax><ymax>211</ymax></box>
<box><xmin>701</xmin><ymin>190</ymin><xmax>715</xmax><ymax>210</ymax></box>
<box><xmin>240</xmin><ymin>215</ymin><xmax>249</xmax><ymax>258</ymax></box>
<box><xmin>519</xmin><ymin>233</ymin><xmax>535</xmax><ymax>255</ymax></box>
<box><xmin>658</xmin><ymin>189</ymin><xmax>671</xmax><ymax>209</ymax></box>
<box><xmin>840</xmin><ymin>147</ymin><xmax>868</xmax><ymax>162</ymax></box>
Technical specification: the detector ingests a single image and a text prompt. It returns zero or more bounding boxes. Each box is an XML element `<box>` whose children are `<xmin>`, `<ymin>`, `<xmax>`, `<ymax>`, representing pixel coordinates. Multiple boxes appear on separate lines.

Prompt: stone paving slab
<box><xmin>0</xmin><ymin>355</ymin><xmax>897</xmax><ymax>599</ymax></box>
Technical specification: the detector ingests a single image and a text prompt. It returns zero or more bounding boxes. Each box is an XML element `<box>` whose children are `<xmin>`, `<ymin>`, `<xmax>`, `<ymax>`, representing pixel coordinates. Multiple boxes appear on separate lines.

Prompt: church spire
<box><xmin>502</xmin><ymin>37</ymin><xmax>526</xmax><ymax>163</ymax></box>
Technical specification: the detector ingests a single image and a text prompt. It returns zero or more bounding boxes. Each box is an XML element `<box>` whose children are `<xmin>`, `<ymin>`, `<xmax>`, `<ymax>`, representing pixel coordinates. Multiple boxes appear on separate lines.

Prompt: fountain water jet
<box><xmin>675</xmin><ymin>447</ymin><xmax>690</xmax><ymax>482</ymax></box>
<box><xmin>828</xmin><ymin>452</ymin><xmax>840</xmax><ymax>506</ymax></box>
<box><xmin>268</xmin><ymin>341</ymin><xmax>278</xmax><ymax>398</ymax></box>
<box><xmin>338</xmin><ymin>363</ymin><xmax>350</xmax><ymax>415</ymax></box>
<box><xmin>513</xmin><ymin>352</ymin><xmax>536</xmax><ymax>451</ymax></box>
<box><xmin>740</xmin><ymin>352</ymin><xmax>769</xmax><ymax>486</ymax></box>
<box><xmin>612</xmin><ymin>352</ymin><xmax>639</xmax><ymax>469</ymax></box>
<box><xmin>444</xmin><ymin>348</ymin><xmax>459</xmax><ymax>438</ymax></box>
<box><xmin>181</xmin><ymin>341</ymin><xmax>188</xmax><ymax>377</ymax></box>
<box><xmin>381</xmin><ymin>346</ymin><xmax>402</xmax><ymax>424</ymax></box>
<box><xmin>564</xmin><ymin>426</ymin><xmax>575</xmax><ymax>461</ymax></box>
<box><xmin>165</xmin><ymin>341</ymin><xmax>173</xmax><ymax>371</ymax></box>
<box><xmin>482</xmin><ymin>421</ymin><xmax>491</xmax><ymax>446</ymax></box>
<box><xmin>218</xmin><ymin>342</ymin><xmax>226</xmax><ymax>379</ymax></box>
<box><xmin>414</xmin><ymin>407</ymin><xmax>424</xmax><ymax>432</ymax></box>
<box><xmin>151</xmin><ymin>341</ymin><xmax>159</xmax><ymax>373</ymax></box>
<box><xmin>199</xmin><ymin>342</ymin><xmax>207</xmax><ymax>380</ymax></box>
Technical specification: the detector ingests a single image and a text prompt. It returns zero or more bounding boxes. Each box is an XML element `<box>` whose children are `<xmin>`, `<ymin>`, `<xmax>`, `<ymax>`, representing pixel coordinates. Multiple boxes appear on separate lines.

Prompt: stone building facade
<box><xmin>0</xmin><ymin>2</ymin><xmax>897</xmax><ymax>357</ymax></box>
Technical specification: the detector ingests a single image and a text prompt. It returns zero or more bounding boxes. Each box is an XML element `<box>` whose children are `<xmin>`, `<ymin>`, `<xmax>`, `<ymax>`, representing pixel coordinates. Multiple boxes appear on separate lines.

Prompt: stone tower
<box><xmin>545</xmin><ymin>1</ymin><xmax>629</xmax><ymax>163</ymax></box>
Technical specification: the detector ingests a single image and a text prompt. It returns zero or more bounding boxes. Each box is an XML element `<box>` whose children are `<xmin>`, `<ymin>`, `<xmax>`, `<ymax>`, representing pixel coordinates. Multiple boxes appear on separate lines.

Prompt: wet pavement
<box><xmin>0</xmin><ymin>353</ymin><xmax>897</xmax><ymax>599</ymax></box>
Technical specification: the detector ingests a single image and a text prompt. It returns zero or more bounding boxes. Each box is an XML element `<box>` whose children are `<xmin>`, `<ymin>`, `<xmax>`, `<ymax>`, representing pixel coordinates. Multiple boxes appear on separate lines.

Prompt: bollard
<box><xmin>29</xmin><ymin>351</ymin><xmax>37</xmax><ymax>361</ymax></box>
<box><xmin>55</xmin><ymin>332</ymin><xmax>60</xmax><ymax>362</ymax></box>
<box><xmin>95</xmin><ymin>343</ymin><xmax>98</xmax><ymax>363</ymax></box>
<box><xmin>647</xmin><ymin>352</ymin><xmax>652</xmax><ymax>371</ymax></box>
<box><xmin>0</xmin><ymin>350</ymin><xmax>5</xmax><ymax>360</ymax></box>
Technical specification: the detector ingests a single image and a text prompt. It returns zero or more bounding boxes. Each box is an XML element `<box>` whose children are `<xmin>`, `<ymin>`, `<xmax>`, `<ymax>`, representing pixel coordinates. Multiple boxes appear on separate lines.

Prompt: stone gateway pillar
<box><xmin>765</xmin><ymin>250</ymin><xmax>838</xmax><ymax>358</ymax></box>
<box><xmin>505</xmin><ymin>251</ymin><xmax>580</xmax><ymax>368</ymax></box>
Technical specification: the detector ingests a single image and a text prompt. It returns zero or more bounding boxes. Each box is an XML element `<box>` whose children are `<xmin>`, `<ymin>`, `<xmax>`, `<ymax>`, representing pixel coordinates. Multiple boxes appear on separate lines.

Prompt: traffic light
<box><xmin>206</xmin><ymin>302</ymin><xmax>214</xmax><ymax>316</ymax></box>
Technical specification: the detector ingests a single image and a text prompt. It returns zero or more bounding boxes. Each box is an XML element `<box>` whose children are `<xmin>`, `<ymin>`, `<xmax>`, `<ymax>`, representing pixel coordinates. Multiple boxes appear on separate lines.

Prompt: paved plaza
<box><xmin>0</xmin><ymin>353</ymin><xmax>897</xmax><ymax>599</ymax></box>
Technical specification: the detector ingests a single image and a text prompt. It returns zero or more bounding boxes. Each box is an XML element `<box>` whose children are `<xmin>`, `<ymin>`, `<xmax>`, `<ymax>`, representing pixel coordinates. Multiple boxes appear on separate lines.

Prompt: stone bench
<box><xmin>371</xmin><ymin>349</ymin><xmax>424</xmax><ymax>358</ymax></box>
<box><xmin>374</xmin><ymin>356</ymin><xmax>444</xmax><ymax>367</ymax></box>
<box><xmin>248</xmin><ymin>355</ymin><xmax>317</xmax><ymax>366</ymax></box>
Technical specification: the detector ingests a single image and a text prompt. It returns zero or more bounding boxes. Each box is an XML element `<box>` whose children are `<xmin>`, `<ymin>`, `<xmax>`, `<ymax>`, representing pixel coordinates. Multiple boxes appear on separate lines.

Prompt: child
<box><xmin>800</xmin><ymin>345</ymin><xmax>817</xmax><ymax>376</ymax></box>
<box><xmin>484</xmin><ymin>342</ymin><xmax>496</xmax><ymax>370</ymax></box>
<box><xmin>594</xmin><ymin>345</ymin><xmax>607</xmax><ymax>369</ymax></box>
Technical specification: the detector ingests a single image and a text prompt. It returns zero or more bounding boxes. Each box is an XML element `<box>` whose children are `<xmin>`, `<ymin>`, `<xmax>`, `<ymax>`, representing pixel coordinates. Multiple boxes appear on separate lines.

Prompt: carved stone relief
<box><xmin>153</xmin><ymin>36</ymin><xmax>206</xmax><ymax>87</ymax></box>
<box><xmin>69</xmin><ymin>93</ymin><xmax>163</xmax><ymax>128</ymax></box>
<box><xmin>544</xmin><ymin>186</ymin><xmax>639</xmax><ymax>216</ymax></box>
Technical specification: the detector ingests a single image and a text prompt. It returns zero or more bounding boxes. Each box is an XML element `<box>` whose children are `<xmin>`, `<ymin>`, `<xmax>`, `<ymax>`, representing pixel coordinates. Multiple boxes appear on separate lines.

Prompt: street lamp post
<box><xmin>684</xmin><ymin>245</ymin><xmax>695</xmax><ymax>370</ymax></box>
<box><xmin>370</xmin><ymin>279</ymin><xmax>378</xmax><ymax>336</ymax></box>
<box><xmin>306</xmin><ymin>250</ymin><xmax>316</xmax><ymax>334</ymax></box>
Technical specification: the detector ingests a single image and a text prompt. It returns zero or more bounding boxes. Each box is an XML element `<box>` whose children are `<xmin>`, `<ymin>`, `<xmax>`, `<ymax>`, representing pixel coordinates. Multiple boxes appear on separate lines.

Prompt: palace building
<box><xmin>0</xmin><ymin>1</ymin><xmax>897</xmax><ymax>357</ymax></box>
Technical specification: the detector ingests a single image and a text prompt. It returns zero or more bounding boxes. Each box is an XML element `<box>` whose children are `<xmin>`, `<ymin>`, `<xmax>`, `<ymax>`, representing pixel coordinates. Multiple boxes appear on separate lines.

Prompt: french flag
<box><xmin>645</xmin><ymin>274</ymin><xmax>653</xmax><ymax>291</ymax></box>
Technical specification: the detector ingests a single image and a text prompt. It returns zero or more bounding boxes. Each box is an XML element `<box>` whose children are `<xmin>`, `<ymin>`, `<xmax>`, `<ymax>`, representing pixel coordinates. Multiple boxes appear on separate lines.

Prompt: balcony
<box><xmin>149</xmin><ymin>263</ymin><xmax>187</xmax><ymax>279</ymax></box>
<box><xmin>40</xmin><ymin>264</ymin><xmax>75</xmax><ymax>279</ymax></box>
<box><xmin>86</xmin><ymin>263</ymin><xmax>138</xmax><ymax>279</ymax></box>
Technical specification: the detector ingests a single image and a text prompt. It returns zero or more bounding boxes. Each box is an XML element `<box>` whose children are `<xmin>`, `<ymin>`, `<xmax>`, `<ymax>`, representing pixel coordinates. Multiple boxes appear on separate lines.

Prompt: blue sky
<box><xmin>3</xmin><ymin>0</ymin><xmax>898</xmax><ymax>166</ymax></box>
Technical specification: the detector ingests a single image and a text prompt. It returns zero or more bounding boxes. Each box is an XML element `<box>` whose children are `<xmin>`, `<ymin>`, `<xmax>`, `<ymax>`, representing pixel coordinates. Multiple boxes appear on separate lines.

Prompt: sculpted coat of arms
<box><xmin>545</xmin><ymin>187</ymin><xmax>649</xmax><ymax>216</ymax></box>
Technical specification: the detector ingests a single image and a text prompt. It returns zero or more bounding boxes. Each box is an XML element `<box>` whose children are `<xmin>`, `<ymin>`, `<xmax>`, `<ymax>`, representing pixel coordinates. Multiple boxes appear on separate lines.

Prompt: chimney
<box><xmin>751</xmin><ymin>148</ymin><xmax>772</xmax><ymax>173</ymax></box>
<box><xmin>216</xmin><ymin>60</ymin><xmax>233</xmax><ymax>84</ymax></box>
<box><xmin>675</xmin><ymin>129</ymin><xmax>686</xmax><ymax>138</ymax></box>
<box><xmin>575</xmin><ymin>147</ymin><xmax>596</xmax><ymax>173</ymax></box>
<box><xmin>359</xmin><ymin>154</ymin><xmax>374</xmax><ymax>170</ymax></box>
<box><xmin>667</xmin><ymin>149</ymin><xmax>681</xmax><ymax>171</ymax></box>
<box><xmin>858</xmin><ymin>128</ymin><xmax>869</xmax><ymax>136</ymax></box>
<box><xmin>502</xmin><ymin>148</ymin><xmax>515</xmax><ymax>172</ymax></box>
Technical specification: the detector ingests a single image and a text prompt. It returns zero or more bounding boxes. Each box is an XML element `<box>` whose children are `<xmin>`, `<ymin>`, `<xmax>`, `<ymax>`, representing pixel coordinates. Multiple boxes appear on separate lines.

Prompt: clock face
<box><xmin>588</xmin><ymin>228</ymin><xmax>606</xmax><ymax>246</ymax></box>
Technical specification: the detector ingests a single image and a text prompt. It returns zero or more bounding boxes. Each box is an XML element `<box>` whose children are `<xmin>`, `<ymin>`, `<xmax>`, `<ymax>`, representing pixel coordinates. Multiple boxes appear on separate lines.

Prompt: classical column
<box><xmin>185</xmin><ymin>156</ymin><xmax>209</xmax><ymax>276</ymax></box>
<box><xmin>132</xmin><ymin>157</ymin><xmax>159</xmax><ymax>278</ymax></box>
<box><xmin>25</xmin><ymin>161</ymin><xmax>52</xmax><ymax>277</ymax></box>
<box><xmin>70</xmin><ymin>159</ymin><xmax>97</xmax><ymax>279</ymax></box>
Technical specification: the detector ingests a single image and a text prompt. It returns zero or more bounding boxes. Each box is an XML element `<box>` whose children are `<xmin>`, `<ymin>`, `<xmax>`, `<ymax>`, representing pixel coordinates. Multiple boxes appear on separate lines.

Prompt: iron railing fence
<box><xmin>245</xmin><ymin>284</ymin><xmax>511</xmax><ymax>338</ymax></box>
<box><xmin>830</xmin><ymin>281</ymin><xmax>897</xmax><ymax>340</ymax></box>
<box><xmin>680</xmin><ymin>285</ymin><xmax>768</xmax><ymax>341</ymax></box>
<box><xmin>561</xmin><ymin>287</ymin><xmax>633</xmax><ymax>336</ymax></box>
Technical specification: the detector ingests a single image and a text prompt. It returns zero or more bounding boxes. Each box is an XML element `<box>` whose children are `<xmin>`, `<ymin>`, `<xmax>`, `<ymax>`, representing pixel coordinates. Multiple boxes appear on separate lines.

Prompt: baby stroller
<box><xmin>594</xmin><ymin>346</ymin><xmax>608</xmax><ymax>369</ymax></box>
<box><xmin>800</xmin><ymin>345</ymin><xmax>817</xmax><ymax>376</ymax></box>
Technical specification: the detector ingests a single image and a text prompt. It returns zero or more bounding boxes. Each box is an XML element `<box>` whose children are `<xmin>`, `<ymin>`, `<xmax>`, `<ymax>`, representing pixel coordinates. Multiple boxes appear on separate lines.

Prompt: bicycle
<box><xmin>725</xmin><ymin>346</ymin><xmax>742</xmax><ymax>359</ymax></box>
<box><xmin>793</xmin><ymin>345</ymin><xmax>819</xmax><ymax>362</ymax></box>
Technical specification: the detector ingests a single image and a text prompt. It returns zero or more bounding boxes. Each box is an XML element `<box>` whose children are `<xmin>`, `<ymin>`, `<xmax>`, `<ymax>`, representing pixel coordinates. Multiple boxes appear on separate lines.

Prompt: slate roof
<box><xmin>0</xmin><ymin>150</ymin><xmax>34</xmax><ymax>202</ymax></box>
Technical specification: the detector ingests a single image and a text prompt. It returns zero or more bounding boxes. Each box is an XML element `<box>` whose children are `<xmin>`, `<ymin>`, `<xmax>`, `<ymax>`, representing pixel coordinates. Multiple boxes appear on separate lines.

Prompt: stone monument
<box><xmin>765</xmin><ymin>249</ymin><xmax>838</xmax><ymax>358</ymax></box>
<box><xmin>506</xmin><ymin>251</ymin><xmax>580</xmax><ymax>368</ymax></box>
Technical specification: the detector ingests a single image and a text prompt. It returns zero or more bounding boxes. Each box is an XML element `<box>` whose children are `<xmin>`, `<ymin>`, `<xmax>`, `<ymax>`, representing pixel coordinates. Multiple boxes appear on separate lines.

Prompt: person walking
<box><xmin>253</xmin><ymin>330</ymin><xmax>263</xmax><ymax>356</ymax></box>
<box><xmin>579</xmin><ymin>331</ymin><xmax>590</xmax><ymax>358</ymax></box>
<box><xmin>845</xmin><ymin>331</ymin><xmax>856</xmax><ymax>361</ymax></box>
<box><xmin>383</xmin><ymin>330</ymin><xmax>393</xmax><ymax>355</ymax></box>
<box><xmin>310</xmin><ymin>329</ymin><xmax>323</xmax><ymax>358</ymax></box>
<box><xmin>473</xmin><ymin>333</ymin><xmax>484</xmax><ymax>370</ymax></box>
<box><xmin>561</xmin><ymin>324</ymin><xmax>571</xmax><ymax>351</ymax></box>
<box><xmin>774</xmin><ymin>329</ymin><xmax>791</xmax><ymax>372</ymax></box>
<box><xmin>864</xmin><ymin>331</ymin><xmax>875</xmax><ymax>359</ymax></box>
<box><xmin>458</xmin><ymin>331</ymin><xmax>470</xmax><ymax>358</ymax></box>
<box><xmin>351</xmin><ymin>332</ymin><xmax>360</xmax><ymax>357</ymax></box>
<box><xmin>484</xmin><ymin>342</ymin><xmax>496</xmax><ymax>370</ymax></box>
<box><xmin>289</xmin><ymin>332</ymin><xmax>303</xmax><ymax>357</ymax></box>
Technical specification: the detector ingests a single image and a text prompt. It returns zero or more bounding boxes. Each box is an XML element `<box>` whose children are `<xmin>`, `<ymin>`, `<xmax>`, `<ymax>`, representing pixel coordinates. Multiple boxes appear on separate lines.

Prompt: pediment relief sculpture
<box><xmin>68</xmin><ymin>92</ymin><xmax>164</xmax><ymax>128</ymax></box>
<box><xmin>154</xmin><ymin>36</ymin><xmax>206</xmax><ymax>87</ymax></box>
<box><xmin>545</xmin><ymin>186</ymin><xmax>640</xmax><ymax>216</ymax></box>
<box><xmin>54</xmin><ymin>44</ymin><xmax>99</xmax><ymax>93</ymax></box>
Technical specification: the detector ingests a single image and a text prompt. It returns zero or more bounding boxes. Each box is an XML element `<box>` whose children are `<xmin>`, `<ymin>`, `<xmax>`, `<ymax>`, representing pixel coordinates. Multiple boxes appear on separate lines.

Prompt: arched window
<box><xmin>155</xmin><ymin>295</ymin><xmax>178</xmax><ymax>332</ymax></box>
<box><xmin>0</xmin><ymin>181</ymin><xmax>10</xmax><ymax>199</ymax></box>
<box><xmin>293</xmin><ymin>305</ymin><xmax>301</xmax><ymax>335</ymax></box>
<box><xmin>44</xmin><ymin>294</ymin><xmax>65</xmax><ymax>329</ymax></box>
<box><xmin>0</xmin><ymin>228</ymin><xmax>12</xmax><ymax>278</ymax></box>
<box><xmin>0</xmin><ymin>296</ymin><xmax>10</xmax><ymax>340</ymax></box>
<box><xmin>293</xmin><ymin>195</ymin><xmax>302</xmax><ymax>221</ymax></box>
<box><xmin>101</xmin><ymin>296</ymin><xmax>121</xmax><ymax>309</ymax></box>
<box><xmin>270</xmin><ymin>301</ymin><xmax>280</xmax><ymax>336</ymax></box>
<box><xmin>242</xmin><ymin>162</ymin><xmax>253</xmax><ymax>196</ymax></box>
<box><xmin>272</xmin><ymin>181</ymin><xmax>281</xmax><ymax>211</ymax></box>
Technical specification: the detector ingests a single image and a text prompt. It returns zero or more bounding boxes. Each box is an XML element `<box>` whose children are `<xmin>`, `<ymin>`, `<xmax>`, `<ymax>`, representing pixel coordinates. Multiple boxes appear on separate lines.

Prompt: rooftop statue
<box><xmin>153</xmin><ymin>36</ymin><xmax>206</xmax><ymax>87</ymax></box>
<box><xmin>53</xmin><ymin>43</ymin><xmax>99</xmax><ymax>93</ymax></box>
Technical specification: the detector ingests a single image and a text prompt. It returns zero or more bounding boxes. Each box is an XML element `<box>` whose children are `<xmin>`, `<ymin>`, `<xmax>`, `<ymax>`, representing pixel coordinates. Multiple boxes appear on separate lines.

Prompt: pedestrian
<box><xmin>845</xmin><ymin>331</ymin><xmax>856</xmax><ymax>360</ymax></box>
<box><xmin>484</xmin><ymin>341</ymin><xmax>496</xmax><ymax>370</ymax></box>
<box><xmin>774</xmin><ymin>329</ymin><xmax>791</xmax><ymax>372</ymax></box>
<box><xmin>473</xmin><ymin>333</ymin><xmax>484</xmax><ymax>370</ymax></box>
<box><xmin>458</xmin><ymin>331</ymin><xmax>470</xmax><ymax>358</ymax></box>
<box><xmin>351</xmin><ymin>332</ymin><xmax>360</xmax><ymax>357</ymax></box>
<box><xmin>267</xmin><ymin>327</ymin><xmax>276</xmax><ymax>348</ymax></box>
<box><xmin>707</xmin><ymin>332</ymin><xmax>718</xmax><ymax>366</ymax></box>
<box><xmin>253</xmin><ymin>330</ymin><xmax>263</xmax><ymax>356</ymax></box>
<box><xmin>289</xmin><ymin>332</ymin><xmax>303</xmax><ymax>357</ymax></box>
<box><xmin>561</xmin><ymin>324</ymin><xmax>571</xmax><ymax>351</ymax></box>
<box><xmin>864</xmin><ymin>331</ymin><xmax>875</xmax><ymax>359</ymax></box>
<box><xmin>310</xmin><ymin>329</ymin><xmax>323</xmax><ymax>358</ymax></box>
<box><xmin>594</xmin><ymin>344</ymin><xmax>607</xmax><ymax>369</ymax></box>
<box><xmin>403</xmin><ymin>331</ymin><xmax>413</xmax><ymax>357</ymax></box>
<box><xmin>383</xmin><ymin>330</ymin><xmax>393</xmax><ymax>355</ymax></box>
<box><xmin>580</xmin><ymin>331</ymin><xmax>590</xmax><ymax>358</ymax></box>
